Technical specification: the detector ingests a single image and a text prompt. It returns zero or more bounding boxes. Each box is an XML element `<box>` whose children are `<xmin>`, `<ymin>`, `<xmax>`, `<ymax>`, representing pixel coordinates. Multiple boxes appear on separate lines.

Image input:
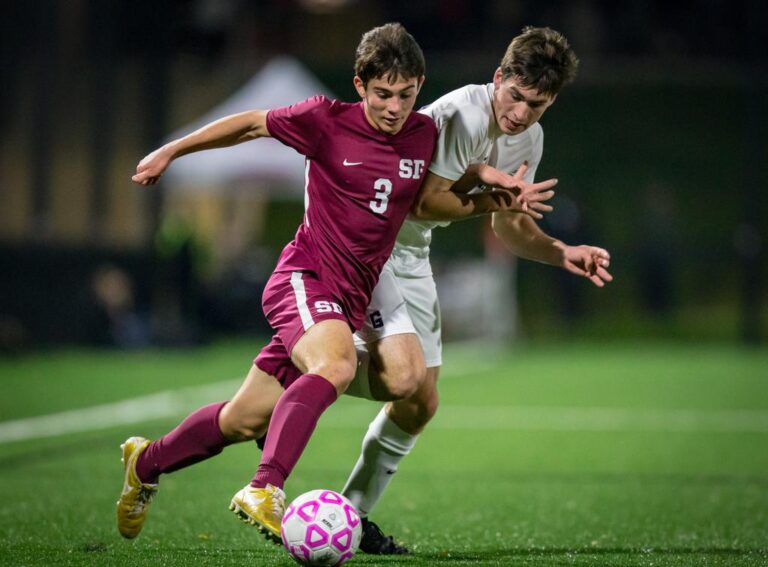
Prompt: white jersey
<box><xmin>392</xmin><ymin>83</ymin><xmax>544</xmax><ymax>269</ymax></box>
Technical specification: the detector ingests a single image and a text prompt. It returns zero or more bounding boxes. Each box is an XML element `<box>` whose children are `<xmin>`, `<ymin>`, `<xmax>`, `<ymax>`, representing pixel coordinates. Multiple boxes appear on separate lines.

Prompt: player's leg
<box><xmin>343</xmin><ymin>270</ymin><xmax>442</xmax><ymax>553</ymax></box>
<box><xmin>234</xmin><ymin>271</ymin><xmax>357</xmax><ymax>541</ymax></box>
<box><xmin>219</xmin><ymin>364</ymin><xmax>284</xmax><ymax>441</ymax></box>
<box><xmin>233</xmin><ymin>319</ymin><xmax>355</xmax><ymax>541</ymax></box>
<box><xmin>117</xmin><ymin>364</ymin><xmax>283</xmax><ymax>539</ymax></box>
<box><xmin>252</xmin><ymin>318</ymin><xmax>356</xmax><ymax>486</ymax></box>
<box><xmin>342</xmin><ymin>365</ymin><xmax>439</xmax><ymax>512</ymax></box>
<box><xmin>349</xmin><ymin>267</ymin><xmax>426</xmax><ymax>401</ymax></box>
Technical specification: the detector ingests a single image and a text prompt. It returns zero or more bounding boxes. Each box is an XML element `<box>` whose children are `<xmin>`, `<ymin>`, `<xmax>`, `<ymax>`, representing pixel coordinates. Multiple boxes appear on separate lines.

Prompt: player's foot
<box><xmin>116</xmin><ymin>436</ymin><xmax>158</xmax><ymax>539</ymax></box>
<box><xmin>359</xmin><ymin>517</ymin><xmax>410</xmax><ymax>555</ymax></box>
<box><xmin>229</xmin><ymin>483</ymin><xmax>286</xmax><ymax>543</ymax></box>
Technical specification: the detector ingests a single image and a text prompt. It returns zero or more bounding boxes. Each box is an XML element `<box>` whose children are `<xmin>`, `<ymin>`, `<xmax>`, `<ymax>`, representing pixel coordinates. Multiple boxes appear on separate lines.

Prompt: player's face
<box><xmin>492</xmin><ymin>68</ymin><xmax>556</xmax><ymax>135</ymax></box>
<box><xmin>354</xmin><ymin>73</ymin><xmax>424</xmax><ymax>135</ymax></box>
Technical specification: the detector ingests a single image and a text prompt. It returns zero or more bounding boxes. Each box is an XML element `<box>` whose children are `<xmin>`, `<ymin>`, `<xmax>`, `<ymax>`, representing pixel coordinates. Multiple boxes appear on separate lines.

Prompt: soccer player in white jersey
<box><xmin>341</xmin><ymin>26</ymin><xmax>613</xmax><ymax>554</ymax></box>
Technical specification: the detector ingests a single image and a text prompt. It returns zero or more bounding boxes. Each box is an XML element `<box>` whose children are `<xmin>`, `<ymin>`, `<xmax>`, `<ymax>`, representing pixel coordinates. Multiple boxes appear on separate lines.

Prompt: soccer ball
<box><xmin>281</xmin><ymin>489</ymin><xmax>362</xmax><ymax>566</ymax></box>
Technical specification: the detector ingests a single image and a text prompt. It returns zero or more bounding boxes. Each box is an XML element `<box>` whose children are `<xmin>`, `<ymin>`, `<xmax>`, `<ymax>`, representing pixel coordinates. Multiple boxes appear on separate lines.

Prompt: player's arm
<box><xmin>411</xmin><ymin>163</ymin><xmax>557</xmax><ymax>221</ymax></box>
<box><xmin>492</xmin><ymin>211</ymin><xmax>614</xmax><ymax>287</ymax></box>
<box><xmin>131</xmin><ymin>110</ymin><xmax>270</xmax><ymax>186</ymax></box>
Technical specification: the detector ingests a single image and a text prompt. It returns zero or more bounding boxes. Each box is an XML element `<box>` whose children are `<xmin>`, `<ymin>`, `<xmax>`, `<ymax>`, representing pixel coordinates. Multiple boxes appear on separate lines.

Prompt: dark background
<box><xmin>1</xmin><ymin>0</ymin><xmax>766</xmax><ymax>349</ymax></box>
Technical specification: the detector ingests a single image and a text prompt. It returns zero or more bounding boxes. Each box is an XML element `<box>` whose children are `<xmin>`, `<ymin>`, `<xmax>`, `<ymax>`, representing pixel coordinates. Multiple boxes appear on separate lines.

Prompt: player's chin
<box><xmin>379</xmin><ymin>117</ymin><xmax>403</xmax><ymax>134</ymax></box>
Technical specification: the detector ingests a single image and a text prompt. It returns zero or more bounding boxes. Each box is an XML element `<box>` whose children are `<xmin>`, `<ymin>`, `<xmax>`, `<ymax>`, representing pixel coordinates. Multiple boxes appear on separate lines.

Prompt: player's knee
<box><xmin>219</xmin><ymin>402</ymin><xmax>269</xmax><ymax>442</ymax></box>
<box><xmin>312</xmin><ymin>357</ymin><xmax>358</xmax><ymax>392</ymax></box>
<box><xmin>411</xmin><ymin>386</ymin><xmax>440</xmax><ymax>428</ymax></box>
<box><xmin>381</xmin><ymin>361</ymin><xmax>425</xmax><ymax>400</ymax></box>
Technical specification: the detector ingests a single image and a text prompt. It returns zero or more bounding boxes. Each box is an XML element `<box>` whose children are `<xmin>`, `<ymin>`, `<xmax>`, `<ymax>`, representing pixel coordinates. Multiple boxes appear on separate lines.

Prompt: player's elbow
<box><xmin>491</xmin><ymin>210</ymin><xmax>519</xmax><ymax>239</ymax></box>
<box><xmin>410</xmin><ymin>194</ymin><xmax>434</xmax><ymax>220</ymax></box>
<box><xmin>490</xmin><ymin>211</ymin><xmax>507</xmax><ymax>238</ymax></box>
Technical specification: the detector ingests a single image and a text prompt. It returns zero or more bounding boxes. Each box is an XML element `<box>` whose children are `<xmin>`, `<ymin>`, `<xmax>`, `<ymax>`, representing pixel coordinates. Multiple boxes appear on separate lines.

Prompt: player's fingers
<box><xmin>596</xmin><ymin>266</ymin><xmax>613</xmax><ymax>281</ymax></box>
<box><xmin>590</xmin><ymin>247</ymin><xmax>610</xmax><ymax>260</ymax></box>
<box><xmin>529</xmin><ymin>202</ymin><xmax>553</xmax><ymax>213</ymax></box>
<box><xmin>526</xmin><ymin>210</ymin><xmax>543</xmax><ymax>220</ymax></box>
<box><xmin>522</xmin><ymin>178</ymin><xmax>558</xmax><ymax>194</ymax></box>
<box><xmin>565</xmin><ymin>261</ymin><xmax>588</xmax><ymax>278</ymax></box>
<box><xmin>512</xmin><ymin>161</ymin><xmax>529</xmax><ymax>179</ymax></box>
<box><xmin>526</xmin><ymin>190</ymin><xmax>555</xmax><ymax>203</ymax></box>
<box><xmin>589</xmin><ymin>274</ymin><xmax>606</xmax><ymax>287</ymax></box>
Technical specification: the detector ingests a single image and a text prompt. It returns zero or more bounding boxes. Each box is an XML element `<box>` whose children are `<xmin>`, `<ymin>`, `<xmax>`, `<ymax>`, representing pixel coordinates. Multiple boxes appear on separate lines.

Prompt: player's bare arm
<box><xmin>131</xmin><ymin>110</ymin><xmax>270</xmax><ymax>186</ymax></box>
<box><xmin>410</xmin><ymin>166</ymin><xmax>556</xmax><ymax>222</ymax></box>
<box><xmin>492</xmin><ymin>210</ymin><xmax>613</xmax><ymax>287</ymax></box>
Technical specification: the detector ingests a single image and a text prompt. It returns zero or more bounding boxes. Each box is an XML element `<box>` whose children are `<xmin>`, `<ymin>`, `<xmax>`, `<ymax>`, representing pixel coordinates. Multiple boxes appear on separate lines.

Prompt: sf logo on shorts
<box><xmin>314</xmin><ymin>300</ymin><xmax>343</xmax><ymax>314</ymax></box>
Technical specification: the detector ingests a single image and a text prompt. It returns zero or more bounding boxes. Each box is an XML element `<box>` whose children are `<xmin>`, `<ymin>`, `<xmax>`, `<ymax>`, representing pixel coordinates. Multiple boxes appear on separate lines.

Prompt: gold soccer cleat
<box><xmin>229</xmin><ymin>483</ymin><xmax>286</xmax><ymax>543</ymax></box>
<box><xmin>116</xmin><ymin>436</ymin><xmax>158</xmax><ymax>539</ymax></box>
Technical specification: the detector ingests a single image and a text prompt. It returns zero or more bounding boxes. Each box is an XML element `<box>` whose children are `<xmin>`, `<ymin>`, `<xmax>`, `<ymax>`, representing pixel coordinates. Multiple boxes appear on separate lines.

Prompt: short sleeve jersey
<box><xmin>266</xmin><ymin>96</ymin><xmax>437</xmax><ymax>329</ymax></box>
<box><xmin>393</xmin><ymin>83</ymin><xmax>544</xmax><ymax>262</ymax></box>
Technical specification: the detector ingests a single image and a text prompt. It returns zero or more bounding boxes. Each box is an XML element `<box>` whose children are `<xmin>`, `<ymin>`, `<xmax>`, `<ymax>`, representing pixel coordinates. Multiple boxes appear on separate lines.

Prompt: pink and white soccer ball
<box><xmin>281</xmin><ymin>489</ymin><xmax>362</xmax><ymax>566</ymax></box>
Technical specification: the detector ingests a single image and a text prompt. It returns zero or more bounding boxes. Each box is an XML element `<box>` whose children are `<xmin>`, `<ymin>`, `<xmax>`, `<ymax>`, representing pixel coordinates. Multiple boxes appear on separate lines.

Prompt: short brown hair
<box><xmin>354</xmin><ymin>23</ymin><xmax>425</xmax><ymax>86</ymax></box>
<box><xmin>500</xmin><ymin>26</ymin><xmax>579</xmax><ymax>96</ymax></box>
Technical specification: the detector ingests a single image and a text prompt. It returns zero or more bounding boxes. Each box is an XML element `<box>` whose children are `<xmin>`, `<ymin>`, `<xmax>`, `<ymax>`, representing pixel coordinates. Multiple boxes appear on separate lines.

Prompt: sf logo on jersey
<box><xmin>370</xmin><ymin>159</ymin><xmax>426</xmax><ymax>215</ymax></box>
<box><xmin>399</xmin><ymin>159</ymin><xmax>425</xmax><ymax>179</ymax></box>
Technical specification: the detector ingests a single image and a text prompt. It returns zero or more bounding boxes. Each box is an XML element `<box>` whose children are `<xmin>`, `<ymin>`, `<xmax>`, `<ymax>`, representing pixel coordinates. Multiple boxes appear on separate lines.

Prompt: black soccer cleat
<box><xmin>359</xmin><ymin>517</ymin><xmax>410</xmax><ymax>555</ymax></box>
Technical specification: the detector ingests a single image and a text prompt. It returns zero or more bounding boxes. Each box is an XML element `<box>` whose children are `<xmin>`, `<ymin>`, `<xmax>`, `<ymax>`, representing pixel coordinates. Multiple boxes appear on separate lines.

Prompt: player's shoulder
<box><xmin>272</xmin><ymin>95</ymin><xmax>335</xmax><ymax>120</ymax></box>
<box><xmin>422</xmin><ymin>84</ymin><xmax>492</xmax><ymax>136</ymax></box>
<box><xmin>422</xmin><ymin>84</ymin><xmax>490</xmax><ymax>119</ymax></box>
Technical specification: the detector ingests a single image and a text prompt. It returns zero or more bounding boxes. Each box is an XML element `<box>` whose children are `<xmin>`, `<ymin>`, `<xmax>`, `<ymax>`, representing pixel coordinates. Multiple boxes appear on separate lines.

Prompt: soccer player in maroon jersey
<box><xmin>117</xmin><ymin>23</ymin><xmax>438</xmax><ymax>541</ymax></box>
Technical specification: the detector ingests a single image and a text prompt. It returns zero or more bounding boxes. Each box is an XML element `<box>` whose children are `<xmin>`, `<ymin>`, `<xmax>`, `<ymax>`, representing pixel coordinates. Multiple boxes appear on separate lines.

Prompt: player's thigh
<box><xmin>220</xmin><ymin>364</ymin><xmax>284</xmax><ymax>439</ymax></box>
<box><xmin>398</xmin><ymin>274</ymin><xmax>442</xmax><ymax>368</ymax></box>
<box><xmin>367</xmin><ymin>332</ymin><xmax>425</xmax><ymax>400</ymax></box>
<box><xmin>292</xmin><ymin>319</ymin><xmax>357</xmax><ymax>391</ymax></box>
<box><xmin>355</xmin><ymin>266</ymin><xmax>425</xmax><ymax>398</ymax></box>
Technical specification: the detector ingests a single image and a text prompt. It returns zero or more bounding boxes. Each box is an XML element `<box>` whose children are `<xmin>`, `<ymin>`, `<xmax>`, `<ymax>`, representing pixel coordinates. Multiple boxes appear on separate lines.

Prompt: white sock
<box><xmin>341</xmin><ymin>407</ymin><xmax>418</xmax><ymax>517</ymax></box>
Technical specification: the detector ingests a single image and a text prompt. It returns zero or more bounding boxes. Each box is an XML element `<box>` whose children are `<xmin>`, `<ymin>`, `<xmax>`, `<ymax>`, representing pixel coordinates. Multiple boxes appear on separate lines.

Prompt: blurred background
<box><xmin>1</xmin><ymin>0</ymin><xmax>766</xmax><ymax>352</ymax></box>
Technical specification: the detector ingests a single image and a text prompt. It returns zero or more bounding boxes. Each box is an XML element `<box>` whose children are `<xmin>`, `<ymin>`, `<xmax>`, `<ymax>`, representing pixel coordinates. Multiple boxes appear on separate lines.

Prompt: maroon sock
<box><xmin>136</xmin><ymin>401</ymin><xmax>231</xmax><ymax>484</ymax></box>
<box><xmin>251</xmin><ymin>374</ymin><xmax>337</xmax><ymax>489</ymax></box>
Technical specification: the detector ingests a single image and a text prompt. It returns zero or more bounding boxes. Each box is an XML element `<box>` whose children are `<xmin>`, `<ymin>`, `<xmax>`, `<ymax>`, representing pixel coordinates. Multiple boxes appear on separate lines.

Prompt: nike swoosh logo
<box><xmin>343</xmin><ymin>159</ymin><xmax>363</xmax><ymax>166</ymax></box>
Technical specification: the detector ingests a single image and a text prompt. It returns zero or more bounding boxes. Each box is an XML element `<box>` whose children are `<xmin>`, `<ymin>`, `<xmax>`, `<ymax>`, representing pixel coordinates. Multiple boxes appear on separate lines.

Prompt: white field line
<box><xmin>0</xmin><ymin>379</ymin><xmax>241</xmax><ymax>444</ymax></box>
<box><xmin>1</xmin><ymin>377</ymin><xmax>768</xmax><ymax>444</ymax></box>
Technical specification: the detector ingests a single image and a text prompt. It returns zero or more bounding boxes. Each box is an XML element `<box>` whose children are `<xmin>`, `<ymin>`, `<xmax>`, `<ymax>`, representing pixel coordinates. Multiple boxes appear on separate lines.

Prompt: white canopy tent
<box><xmin>164</xmin><ymin>56</ymin><xmax>336</xmax><ymax>196</ymax></box>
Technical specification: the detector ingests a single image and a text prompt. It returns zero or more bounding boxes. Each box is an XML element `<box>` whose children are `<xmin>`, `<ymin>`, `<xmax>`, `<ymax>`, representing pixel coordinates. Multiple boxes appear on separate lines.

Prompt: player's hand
<box><xmin>476</xmin><ymin>162</ymin><xmax>557</xmax><ymax>220</ymax></box>
<box><xmin>132</xmin><ymin>147</ymin><xmax>173</xmax><ymax>186</ymax></box>
<box><xmin>506</xmin><ymin>162</ymin><xmax>557</xmax><ymax>219</ymax></box>
<box><xmin>562</xmin><ymin>245</ymin><xmax>613</xmax><ymax>287</ymax></box>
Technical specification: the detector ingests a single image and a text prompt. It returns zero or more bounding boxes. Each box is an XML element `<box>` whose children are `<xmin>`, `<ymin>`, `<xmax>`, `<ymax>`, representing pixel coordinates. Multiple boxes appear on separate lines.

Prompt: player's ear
<box><xmin>353</xmin><ymin>76</ymin><xmax>367</xmax><ymax>99</ymax></box>
<box><xmin>416</xmin><ymin>75</ymin><xmax>426</xmax><ymax>92</ymax></box>
<box><xmin>493</xmin><ymin>67</ymin><xmax>504</xmax><ymax>89</ymax></box>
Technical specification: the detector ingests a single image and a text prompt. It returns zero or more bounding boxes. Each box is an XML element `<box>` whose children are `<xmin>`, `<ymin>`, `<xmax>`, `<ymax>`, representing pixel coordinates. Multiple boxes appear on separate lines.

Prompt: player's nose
<box><xmin>386</xmin><ymin>98</ymin><xmax>402</xmax><ymax>114</ymax></box>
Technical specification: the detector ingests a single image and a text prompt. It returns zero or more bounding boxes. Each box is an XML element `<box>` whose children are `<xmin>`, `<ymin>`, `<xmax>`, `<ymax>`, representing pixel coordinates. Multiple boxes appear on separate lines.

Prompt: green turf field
<box><xmin>1</xmin><ymin>339</ymin><xmax>766</xmax><ymax>566</ymax></box>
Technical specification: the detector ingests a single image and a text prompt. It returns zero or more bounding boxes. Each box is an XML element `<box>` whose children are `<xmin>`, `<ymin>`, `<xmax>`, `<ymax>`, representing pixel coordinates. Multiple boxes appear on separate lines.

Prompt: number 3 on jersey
<box><xmin>369</xmin><ymin>178</ymin><xmax>392</xmax><ymax>214</ymax></box>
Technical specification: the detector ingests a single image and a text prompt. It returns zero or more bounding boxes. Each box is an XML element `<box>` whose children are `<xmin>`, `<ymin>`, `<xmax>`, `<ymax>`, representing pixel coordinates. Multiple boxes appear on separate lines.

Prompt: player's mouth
<box><xmin>503</xmin><ymin>116</ymin><xmax>524</xmax><ymax>130</ymax></box>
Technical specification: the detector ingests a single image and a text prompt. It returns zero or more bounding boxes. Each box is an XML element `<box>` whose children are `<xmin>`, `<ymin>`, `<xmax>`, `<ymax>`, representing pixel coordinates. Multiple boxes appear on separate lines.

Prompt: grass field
<box><xmin>1</xmin><ymin>338</ymin><xmax>767</xmax><ymax>566</ymax></box>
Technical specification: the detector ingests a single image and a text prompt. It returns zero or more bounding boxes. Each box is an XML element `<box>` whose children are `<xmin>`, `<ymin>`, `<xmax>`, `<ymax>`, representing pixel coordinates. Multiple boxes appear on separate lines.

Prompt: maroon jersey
<box><xmin>266</xmin><ymin>96</ymin><xmax>437</xmax><ymax>330</ymax></box>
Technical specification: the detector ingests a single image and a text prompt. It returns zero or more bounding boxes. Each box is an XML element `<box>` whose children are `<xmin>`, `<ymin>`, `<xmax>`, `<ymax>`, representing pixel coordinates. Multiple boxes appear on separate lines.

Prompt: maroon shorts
<box><xmin>254</xmin><ymin>270</ymin><xmax>349</xmax><ymax>386</ymax></box>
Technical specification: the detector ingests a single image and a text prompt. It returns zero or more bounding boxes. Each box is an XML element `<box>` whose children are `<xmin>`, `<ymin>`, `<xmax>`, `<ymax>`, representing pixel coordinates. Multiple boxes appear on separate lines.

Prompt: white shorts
<box><xmin>354</xmin><ymin>259</ymin><xmax>442</xmax><ymax>367</ymax></box>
